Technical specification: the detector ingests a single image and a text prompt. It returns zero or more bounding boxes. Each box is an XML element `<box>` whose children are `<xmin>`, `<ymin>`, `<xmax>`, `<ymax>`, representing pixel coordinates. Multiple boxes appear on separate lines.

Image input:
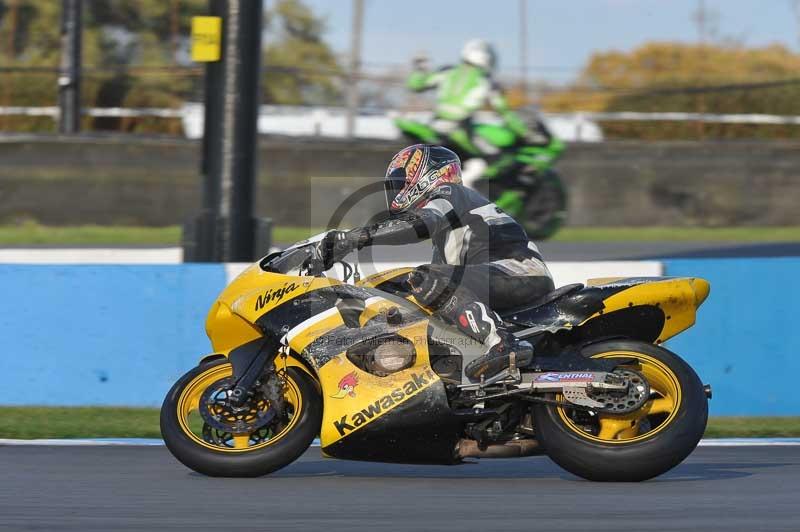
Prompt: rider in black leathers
<box><xmin>328</xmin><ymin>145</ymin><xmax>554</xmax><ymax>381</ymax></box>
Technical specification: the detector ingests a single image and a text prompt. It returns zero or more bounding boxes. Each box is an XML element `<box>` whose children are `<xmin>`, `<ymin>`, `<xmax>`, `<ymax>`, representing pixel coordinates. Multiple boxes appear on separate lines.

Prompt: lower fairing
<box><xmin>321</xmin><ymin>381</ymin><xmax>461</xmax><ymax>464</ymax></box>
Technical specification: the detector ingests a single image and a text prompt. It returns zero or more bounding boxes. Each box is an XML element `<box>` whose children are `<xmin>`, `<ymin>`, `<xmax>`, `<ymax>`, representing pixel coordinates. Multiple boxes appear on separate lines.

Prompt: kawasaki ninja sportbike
<box><xmin>161</xmin><ymin>231</ymin><xmax>711</xmax><ymax>481</ymax></box>
<box><xmin>395</xmin><ymin>117</ymin><xmax>567</xmax><ymax>239</ymax></box>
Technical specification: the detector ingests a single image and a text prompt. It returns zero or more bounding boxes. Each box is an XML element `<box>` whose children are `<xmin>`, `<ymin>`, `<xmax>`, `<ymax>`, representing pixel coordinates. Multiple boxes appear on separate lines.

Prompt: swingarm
<box><xmin>459</xmin><ymin>369</ymin><xmax>650</xmax><ymax>413</ymax></box>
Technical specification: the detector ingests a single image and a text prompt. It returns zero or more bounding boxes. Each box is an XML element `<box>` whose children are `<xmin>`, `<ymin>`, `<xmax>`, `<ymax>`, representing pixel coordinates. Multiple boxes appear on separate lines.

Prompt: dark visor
<box><xmin>384</xmin><ymin>177</ymin><xmax>405</xmax><ymax>210</ymax></box>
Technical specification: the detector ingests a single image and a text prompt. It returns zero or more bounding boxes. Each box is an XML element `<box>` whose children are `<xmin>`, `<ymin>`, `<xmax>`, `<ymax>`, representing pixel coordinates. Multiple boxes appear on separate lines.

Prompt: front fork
<box><xmin>226</xmin><ymin>336</ymin><xmax>282</xmax><ymax>407</ymax></box>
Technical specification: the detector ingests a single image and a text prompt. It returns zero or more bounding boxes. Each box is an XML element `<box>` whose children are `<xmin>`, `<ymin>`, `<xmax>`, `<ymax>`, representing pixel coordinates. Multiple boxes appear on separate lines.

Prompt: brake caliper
<box><xmin>199</xmin><ymin>376</ymin><xmax>277</xmax><ymax>434</ymax></box>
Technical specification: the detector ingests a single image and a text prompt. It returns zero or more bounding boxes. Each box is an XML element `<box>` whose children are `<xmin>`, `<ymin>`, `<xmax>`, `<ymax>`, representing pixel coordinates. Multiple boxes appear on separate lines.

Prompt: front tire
<box><xmin>534</xmin><ymin>340</ymin><xmax>708</xmax><ymax>481</ymax></box>
<box><xmin>161</xmin><ymin>360</ymin><xmax>321</xmax><ymax>477</ymax></box>
<box><xmin>521</xmin><ymin>170</ymin><xmax>567</xmax><ymax>240</ymax></box>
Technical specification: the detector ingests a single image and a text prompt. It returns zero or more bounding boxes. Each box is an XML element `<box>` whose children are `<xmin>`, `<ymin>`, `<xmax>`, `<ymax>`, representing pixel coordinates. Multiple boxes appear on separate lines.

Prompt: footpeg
<box><xmin>513</xmin><ymin>344</ymin><xmax>533</xmax><ymax>369</ymax></box>
<box><xmin>457</xmin><ymin>367</ymin><xmax>521</xmax><ymax>391</ymax></box>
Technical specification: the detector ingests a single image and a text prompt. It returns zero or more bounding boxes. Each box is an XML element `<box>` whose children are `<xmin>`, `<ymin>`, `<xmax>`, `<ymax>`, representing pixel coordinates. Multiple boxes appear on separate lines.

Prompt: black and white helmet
<box><xmin>461</xmin><ymin>39</ymin><xmax>497</xmax><ymax>72</ymax></box>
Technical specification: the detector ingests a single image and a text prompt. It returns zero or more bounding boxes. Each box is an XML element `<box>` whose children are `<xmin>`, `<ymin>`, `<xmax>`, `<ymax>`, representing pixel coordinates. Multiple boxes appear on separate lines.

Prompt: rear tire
<box><xmin>161</xmin><ymin>361</ymin><xmax>321</xmax><ymax>477</ymax></box>
<box><xmin>534</xmin><ymin>340</ymin><xmax>708</xmax><ymax>481</ymax></box>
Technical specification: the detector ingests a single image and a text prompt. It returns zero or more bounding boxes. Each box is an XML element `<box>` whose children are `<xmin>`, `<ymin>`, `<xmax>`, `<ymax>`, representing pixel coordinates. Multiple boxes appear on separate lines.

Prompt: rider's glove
<box><xmin>321</xmin><ymin>229</ymin><xmax>368</xmax><ymax>270</ymax></box>
<box><xmin>411</xmin><ymin>55</ymin><xmax>429</xmax><ymax>71</ymax></box>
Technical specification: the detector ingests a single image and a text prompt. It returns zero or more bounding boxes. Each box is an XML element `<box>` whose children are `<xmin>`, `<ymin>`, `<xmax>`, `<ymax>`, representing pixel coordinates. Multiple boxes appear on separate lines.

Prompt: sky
<box><xmin>298</xmin><ymin>0</ymin><xmax>800</xmax><ymax>84</ymax></box>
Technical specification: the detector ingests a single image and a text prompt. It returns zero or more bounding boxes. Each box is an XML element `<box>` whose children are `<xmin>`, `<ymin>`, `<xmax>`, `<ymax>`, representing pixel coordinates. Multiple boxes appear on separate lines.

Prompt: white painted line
<box><xmin>0</xmin><ymin>246</ymin><xmax>663</xmax><ymax>289</ymax></box>
<box><xmin>223</xmin><ymin>259</ymin><xmax>664</xmax><ymax>287</ymax></box>
<box><xmin>0</xmin><ymin>248</ymin><xmax>183</xmax><ymax>264</ymax></box>
<box><xmin>549</xmin><ymin>261</ymin><xmax>663</xmax><ymax>286</ymax></box>
<box><xmin>225</xmin><ymin>262</ymin><xmax>252</xmax><ymax>282</ymax></box>
<box><xmin>698</xmin><ymin>438</ymin><xmax>800</xmax><ymax>447</ymax></box>
<box><xmin>0</xmin><ymin>438</ymin><xmax>165</xmax><ymax>446</ymax></box>
<box><xmin>331</xmin><ymin>260</ymin><xmax>664</xmax><ymax>289</ymax></box>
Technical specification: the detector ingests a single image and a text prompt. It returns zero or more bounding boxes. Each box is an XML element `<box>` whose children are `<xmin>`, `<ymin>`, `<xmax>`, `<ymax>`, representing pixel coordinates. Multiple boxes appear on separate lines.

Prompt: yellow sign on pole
<box><xmin>191</xmin><ymin>16</ymin><xmax>222</xmax><ymax>62</ymax></box>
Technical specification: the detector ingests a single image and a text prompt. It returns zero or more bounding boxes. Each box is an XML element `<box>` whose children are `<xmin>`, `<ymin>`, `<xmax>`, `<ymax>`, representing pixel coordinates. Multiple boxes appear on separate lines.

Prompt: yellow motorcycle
<box><xmin>161</xmin><ymin>231</ymin><xmax>712</xmax><ymax>481</ymax></box>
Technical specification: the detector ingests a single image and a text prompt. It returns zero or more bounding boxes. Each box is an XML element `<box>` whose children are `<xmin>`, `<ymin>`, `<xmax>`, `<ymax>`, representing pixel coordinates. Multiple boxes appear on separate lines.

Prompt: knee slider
<box><xmin>457</xmin><ymin>302</ymin><xmax>498</xmax><ymax>339</ymax></box>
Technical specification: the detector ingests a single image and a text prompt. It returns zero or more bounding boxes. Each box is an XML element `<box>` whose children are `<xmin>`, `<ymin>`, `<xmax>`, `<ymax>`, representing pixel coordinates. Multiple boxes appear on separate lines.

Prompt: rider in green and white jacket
<box><xmin>406</xmin><ymin>40</ymin><xmax>535</xmax><ymax>187</ymax></box>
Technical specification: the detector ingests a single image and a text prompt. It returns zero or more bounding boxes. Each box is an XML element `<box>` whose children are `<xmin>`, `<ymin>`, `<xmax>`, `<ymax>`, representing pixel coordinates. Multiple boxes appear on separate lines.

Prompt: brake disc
<box><xmin>199</xmin><ymin>376</ymin><xmax>277</xmax><ymax>434</ymax></box>
<box><xmin>588</xmin><ymin>368</ymin><xmax>650</xmax><ymax>415</ymax></box>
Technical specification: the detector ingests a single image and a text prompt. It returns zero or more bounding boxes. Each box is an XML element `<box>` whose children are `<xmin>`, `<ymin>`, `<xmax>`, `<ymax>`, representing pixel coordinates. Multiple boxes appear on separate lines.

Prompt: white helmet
<box><xmin>461</xmin><ymin>39</ymin><xmax>497</xmax><ymax>71</ymax></box>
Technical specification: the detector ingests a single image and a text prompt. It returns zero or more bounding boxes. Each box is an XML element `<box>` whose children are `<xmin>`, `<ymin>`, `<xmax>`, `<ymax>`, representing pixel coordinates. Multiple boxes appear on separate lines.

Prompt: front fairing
<box><xmin>205</xmin><ymin>263</ymin><xmax>337</xmax><ymax>352</ymax></box>
<box><xmin>205</xmin><ymin>231</ymin><xmax>336</xmax><ymax>352</ymax></box>
<box><xmin>205</xmin><ymin>258</ymin><xmax>430</xmax><ymax>357</ymax></box>
<box><xmin>206</xmin><ymin>263</ymin><xmax>460</xmax><ymax>461</ymax></box>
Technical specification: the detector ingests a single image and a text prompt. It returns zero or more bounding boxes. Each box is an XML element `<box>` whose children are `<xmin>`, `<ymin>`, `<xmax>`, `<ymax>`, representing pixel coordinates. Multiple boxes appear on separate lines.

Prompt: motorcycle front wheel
<box><xmin>160</xmin><ymin>359</ymin><xmax>321</xmax><ymax>477</ymax></box>
<box><xmin>533</xmin><ymin>339</ymin><xmax>708</xmax><ymax>481</ymax></box>
<box><xmin>520</xmin><ymin>169</ymin><xmax>567</xmax><ymax>240</ymax></box>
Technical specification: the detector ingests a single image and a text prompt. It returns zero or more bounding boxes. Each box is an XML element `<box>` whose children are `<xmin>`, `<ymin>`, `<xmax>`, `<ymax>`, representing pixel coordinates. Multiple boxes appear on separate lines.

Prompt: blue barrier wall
<box><xmin>0</xmin><ymin>265</ymin><xmax>226</xmax><ymax>407</ymax></box>
<box><xmin>1</xmin><ymin>260</ymin><xmax>798</xmax><ymax>414</ymax></box>
<box><xmin>664</xmin><ymin>258</ymin><xmax>800</xmax><ymax>415</ymax></box>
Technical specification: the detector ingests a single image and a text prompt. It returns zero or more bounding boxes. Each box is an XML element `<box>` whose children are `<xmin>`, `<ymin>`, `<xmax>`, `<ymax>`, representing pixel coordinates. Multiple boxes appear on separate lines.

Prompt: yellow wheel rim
<box><xmin>176</xmin><ymin>363</ymin><xmax>303</xmax><ymax>453</ymax></box>
<box><xmin>556</xmin><ymin>351</ymin><xmax>682</xmax><ymax>444</ymax></box>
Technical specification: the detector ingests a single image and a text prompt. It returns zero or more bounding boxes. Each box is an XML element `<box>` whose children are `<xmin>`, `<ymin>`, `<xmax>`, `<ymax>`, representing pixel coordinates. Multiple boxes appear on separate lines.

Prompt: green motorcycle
<box><xmin>395</xmin><ymin>117</ymin><xmax>567</xmax><ymax>240</ymax></box>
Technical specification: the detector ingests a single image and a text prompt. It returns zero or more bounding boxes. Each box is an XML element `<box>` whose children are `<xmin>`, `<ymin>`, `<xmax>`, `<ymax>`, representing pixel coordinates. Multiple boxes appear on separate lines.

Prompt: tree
<box><xmin>262</xmin><ymin>0</ymin><xmax>342</xmax><ymax>105</ymax></box>
<box><xmin>83</xmin><ymin>0</ymin><xmax>206</xmax><ymax>133</ymax></box>
<box><xmin>0</xmin><ymin>0</ymin><xmax>342</xmax><ymax>133</ymax></box>
<box><xmin>0</xmin><ymin>1</ymin><xmax>62</xmax><ymax>130</ymax></box>
<box><xmin>541</xmin><ymin>42</ymin><xmax>800</xmax><ymax>139</ymax></box>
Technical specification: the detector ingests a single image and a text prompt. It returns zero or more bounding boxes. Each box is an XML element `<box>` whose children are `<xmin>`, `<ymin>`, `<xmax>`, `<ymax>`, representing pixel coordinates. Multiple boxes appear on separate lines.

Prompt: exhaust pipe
<box><xmin>457</xmin><ymin>438</ymin><xmax>541</xmax><ymax>459</ymax></box>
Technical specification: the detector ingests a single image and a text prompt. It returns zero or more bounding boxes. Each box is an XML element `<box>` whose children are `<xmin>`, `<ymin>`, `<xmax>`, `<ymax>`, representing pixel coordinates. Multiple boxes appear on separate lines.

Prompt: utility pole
<box><xmin>692</xmin><ymin>0</ymin><xmax>719</xmax><ymax>45</ymax></box>
<box><xmin>185</xmin><ymin>0</ymin><xmax>268</xmax><ymax>262</ymax></box>
<box><xmin>691</xmin><ymin>0</ymin><xmax>714</xmax><ymax>139</ymax></box>
<box><xmin>1</xmin><ymin>0</ymin><xmax>19</xmax><ymax>130</ymax></box>
<box><xmin>695</xmin><ymin>0</ymin><xmax>707</xmax><ymax>44</ymax></box>
<box><xmin>791</xmin><ymin>0</ymin><xmax>800</xmax><ymax>49</ymax></box>
<box><xmin>170</xmin><ymin>0</ymin><xmax>180</xmax><ymax>63</ymax></box>
<box><xmin>345</xmin><ymin>0</ymin><xmax>364</xmax><ymax>138</ymax></box>
<box><xmin>58</xmin><ymin>0</ymin><xmax>82</xmax><ymax>134</ymax></box>
<box><xmin>519</xmin><ymin>0</ymin><xmax>528</xmax><ymax>103</ymax></box>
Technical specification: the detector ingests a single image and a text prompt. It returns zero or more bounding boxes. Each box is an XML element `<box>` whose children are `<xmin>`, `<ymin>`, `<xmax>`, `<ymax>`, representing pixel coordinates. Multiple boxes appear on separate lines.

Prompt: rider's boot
<box><xmin>464</xmin><ymin>330</ymin><xmax>533</xmax><ymax>383</ymax></box>
<box><xmin>444</xmin><ymin>299</ymin><xmax>533</xmax><ymax>382</ymax></box>
<box><xmin>406</xmin><ymin>267</ymin><xmax>533</xmax><ymax>382</ymax></box>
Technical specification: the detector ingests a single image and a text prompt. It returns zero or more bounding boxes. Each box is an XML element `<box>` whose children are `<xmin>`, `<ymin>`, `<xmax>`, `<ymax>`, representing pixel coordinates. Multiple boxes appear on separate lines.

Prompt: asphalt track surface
<box><xmin>1</xmin><ymin>445</ymin><xmax>797</xmax><ymax>532</ymax></box>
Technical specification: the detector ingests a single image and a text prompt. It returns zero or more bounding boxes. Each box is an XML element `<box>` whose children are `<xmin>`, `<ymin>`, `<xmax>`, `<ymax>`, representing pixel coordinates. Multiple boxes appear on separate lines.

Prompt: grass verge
<box><xmin>0</xmin><ymin>224</ymin><xmax>182</xmax><ymax>246</ymax></box>
<box><xmin>552</xmin><ymin>226</ymin><xmax>800</xmax><ymax>243</ymax></box>
<box><xmin>0</xmin><ymin>408</ymin><xmax>798</xmax><ymax>439</ymax></box>
<box><xmin>703</xmin><ymin>417</ymin><xmax>800</xmax><ymax>438</ymax></box>
<box><xmin>1</xmin><ymin>224</ymin><xmax>800</xmax><ymax>246</ymax></box>
<box><xmin>0</xmin><ymin>223</ymin><xmax>320</xmax><ymax>246</ymax></box>
<box><xmin>0</xmin><ymin>407</ymin><xmax>162</xmax><ymax>439</ymax></box>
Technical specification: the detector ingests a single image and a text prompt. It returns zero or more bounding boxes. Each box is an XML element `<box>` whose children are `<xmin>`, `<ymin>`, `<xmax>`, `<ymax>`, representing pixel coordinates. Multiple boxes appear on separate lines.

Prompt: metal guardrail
<box><xmin>0</xmin><ymin>106</ymin><xmax>183</xmax><ymax>118</ymax></box>
<box><xmin>4</xmin><ymin>106</ymin><xmax>800</xmax><ymax>124</ymax></box>
<box><xmin>3</xmin><ymin>106</ymin><xmax>800</xmax><ymax>143</ymax></box>
<box><xmin>561</xmin><ymin>111</ymin><xmax>800</xmax><ymax>125</ymax></box>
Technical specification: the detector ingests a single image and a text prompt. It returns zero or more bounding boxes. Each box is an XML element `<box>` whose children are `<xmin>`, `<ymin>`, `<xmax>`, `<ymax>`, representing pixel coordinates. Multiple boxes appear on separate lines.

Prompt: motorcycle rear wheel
<box><xmin>533</xmin><ymin>339</ymin><xmax>708</xmax><ymax>481</ymax></box>
<box><xmin>161</xmin><ymin>360</ymin><xmax>321</xmax><ymax>477</ymax></box>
